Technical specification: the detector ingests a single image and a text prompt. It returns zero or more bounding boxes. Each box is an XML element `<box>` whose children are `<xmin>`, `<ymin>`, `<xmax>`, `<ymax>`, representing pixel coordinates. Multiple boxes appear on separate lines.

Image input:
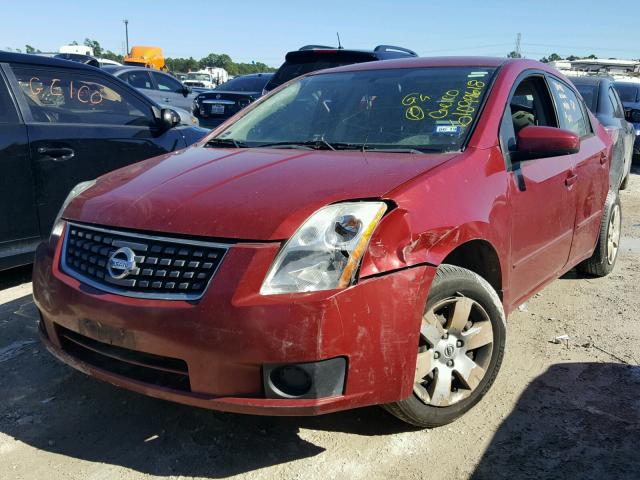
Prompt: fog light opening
<box><xmin>269</xmin><ymin>365</ymin><xmax>313</xmax><ymax>398</ymax></box>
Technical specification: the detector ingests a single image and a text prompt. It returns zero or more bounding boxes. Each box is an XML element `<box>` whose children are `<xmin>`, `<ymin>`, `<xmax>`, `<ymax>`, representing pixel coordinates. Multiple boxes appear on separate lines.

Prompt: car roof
<box><xmin>613</xmin><ymin>80</ymin><xmax>640</xmax><ymax>87</ymax></box>
<box><xmin>0</xmin><ymin>51</ymin><xmax>98</xmax><ymax>71</ymax></box>
<box><xmin>231</xmin><ymin>72</ymin><xmax>274</xmax><ymax>79</ymax></box>
<box><xmin>310</xmin><ymin>56</ymin><xmax>510</xmax><ymax>76</ymax></box>
<box><xmin>568</xmin><ymin>76</ymin><xmax>611</xmax><ymax>85</ymax></box>
<box><xmin>102</xmin><ymin>65</ymin><xmax>160</xmax><ymax>74</ymax></box>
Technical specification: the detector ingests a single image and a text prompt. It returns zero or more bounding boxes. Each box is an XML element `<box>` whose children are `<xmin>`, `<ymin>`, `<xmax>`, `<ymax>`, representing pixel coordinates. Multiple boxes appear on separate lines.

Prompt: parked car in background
<box><xmin>0</xmin><ymin>52</ymin><xmax>208</xmax><ymax>270</ymax></box>
<box><xmin>103</xmin><ymin>65</ymin><xmax>198</xmax><ymax>113</ymax></box>
<box><xmin>183</xmin><ymin>68</ymin><xmax>229</xmax><ymax>90</ymax></box>
<box><xmin>34</xmin><ymin>57</ymin><xmax>618</xmax><ymax>429</ymax></box>
<box><xmin>569</xmin><ymin>76</ymin><xmax>633</xmax><ymax>189</ymax></box>
<box><xmin>194</xmin><ymin>73</ymin><xmax>274</xmax><ymax>128</ymax></box>
<box><xmin>613</xmin><ymin>81</ymin><xmax>640</xmax><ymax>162</ymax></box>
<box><xmin>262</xmin><ymin>44</ymin><xmax>417</xmax><ymax>94</ymax></box>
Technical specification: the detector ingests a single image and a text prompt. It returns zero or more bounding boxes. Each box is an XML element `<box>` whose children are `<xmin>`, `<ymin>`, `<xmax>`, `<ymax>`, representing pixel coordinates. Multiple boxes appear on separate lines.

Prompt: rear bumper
<box><xmin>33</xmin><ymin>231</ymin><xmax>434</xmax><ymax>416</ymax></box>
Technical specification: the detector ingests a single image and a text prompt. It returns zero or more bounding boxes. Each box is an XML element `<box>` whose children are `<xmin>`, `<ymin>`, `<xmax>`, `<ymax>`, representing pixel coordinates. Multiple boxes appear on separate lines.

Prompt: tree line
<box><xmin>17</xmin><ymin>39</ymin><xmax>277</xmax><ymax>75</ymax></box>
<box><xmin>507</xmin><ymin>51</ymin><xmax>601</xmax><ymax>62</ymax></box>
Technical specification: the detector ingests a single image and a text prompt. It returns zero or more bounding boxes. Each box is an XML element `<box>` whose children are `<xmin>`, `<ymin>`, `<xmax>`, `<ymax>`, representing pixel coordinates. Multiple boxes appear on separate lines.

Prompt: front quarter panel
<box><xmin>360</xmin><ymin>145</ymin><xmax>510</xmax><ymax>304</ymax></box>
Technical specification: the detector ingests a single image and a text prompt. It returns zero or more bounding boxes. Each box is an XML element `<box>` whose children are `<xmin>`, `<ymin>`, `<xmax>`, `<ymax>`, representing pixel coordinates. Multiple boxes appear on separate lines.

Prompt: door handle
<box><xmin>37</xmin><ymin>147</ymin><xmax>75</xmax><ymax>162</ymax></box>
<box><xmin>600</xmin><ymin>152</ymin><xmax>608</xmax><ymax>165</ymax></box>
<box><xmin>163</xmin><ymin>98</ymin><xmax>171</xmax><ymax>102</ymax></box>
<box><xmin>565</xmin><ymin>173</ymin><xmax>578</xmax><ymax>187</ymax></box>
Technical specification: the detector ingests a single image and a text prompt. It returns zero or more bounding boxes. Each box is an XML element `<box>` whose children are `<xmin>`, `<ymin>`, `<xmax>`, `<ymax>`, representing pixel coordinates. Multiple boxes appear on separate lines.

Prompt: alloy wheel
<box><xmin>414</xmin><ymin>296</ymin><xmax>494</xmax><ymax>407</ymax></box>
<box><xmin>607</xmin><ymin>204</ymin><xmax>621</xmax><ymax>265</ymax></box>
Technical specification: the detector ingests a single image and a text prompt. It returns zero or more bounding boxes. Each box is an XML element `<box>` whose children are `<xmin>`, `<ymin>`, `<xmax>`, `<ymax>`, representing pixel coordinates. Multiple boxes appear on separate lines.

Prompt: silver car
<box><xmin>103</xmin><ymin>65</ymin><xmax>198</xmax><ymax>113</ymax></box>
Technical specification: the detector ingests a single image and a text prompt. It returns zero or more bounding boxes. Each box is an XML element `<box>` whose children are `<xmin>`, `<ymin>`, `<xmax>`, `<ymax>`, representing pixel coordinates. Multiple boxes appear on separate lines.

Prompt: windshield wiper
<box><xmin>205</xmin><ymin>138</ymin><xmax>249</xmax><ymax>148</ymax></box>
<box><xmin>362</xmin><ymin>147</ymin><xmax>423</xmax><ymax>154</ymax></box>
<box><xmin>257</xmin><ymin>139</ymin><xmax>336</xmax><ymax>151</ymax></box>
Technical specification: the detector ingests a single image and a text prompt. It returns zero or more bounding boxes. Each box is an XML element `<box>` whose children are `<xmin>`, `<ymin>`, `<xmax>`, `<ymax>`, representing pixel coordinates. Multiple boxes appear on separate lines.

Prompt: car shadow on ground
<box><xmin>0</xmin><ymin>265</ymin><xmax>32</xmax><ymax>290</ymax></box>
<box><xmin>471</xmin><ymin>361</ymin><xmax>640</xmax><ymax>480</ymax></box>
<box><xmin>0</xmin><ymin>289</ymin><xmax>413</xmax><ymax>478</ymax></box>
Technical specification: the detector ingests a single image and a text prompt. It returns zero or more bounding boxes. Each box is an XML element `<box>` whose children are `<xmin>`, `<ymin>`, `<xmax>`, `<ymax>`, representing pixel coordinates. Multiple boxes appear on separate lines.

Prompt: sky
<box><xmin>1</xmin><ymin>0</ymin><xmax>638</xmax><ymax>66</ymax></box>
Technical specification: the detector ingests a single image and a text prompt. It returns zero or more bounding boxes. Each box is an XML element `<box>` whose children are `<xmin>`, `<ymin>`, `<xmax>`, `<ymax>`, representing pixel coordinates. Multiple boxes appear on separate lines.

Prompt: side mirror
<box><xmin>182</xmin><ymin>85</ymin><xmax>192</xmax><ymax>96</ymax></box>
<box><xmin>625</xmin><ymin>108</ymin><xmax>640</xmax><ymax>123</ymax></box>
<box><xmin>160</xmin><ymin>108</ymin><xmax>181</xmax><ymax>129</ymax></box>
<box><xmin>515</xmin><ymin>126</ymin><xmax>580</xmax><ymax>161</ymax></box>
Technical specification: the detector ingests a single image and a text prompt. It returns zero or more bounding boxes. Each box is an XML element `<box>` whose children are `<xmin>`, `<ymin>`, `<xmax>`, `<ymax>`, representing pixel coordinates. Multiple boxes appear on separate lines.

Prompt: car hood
<box><xmin>65</xmin><ymin>147</ymin><xmax>457</xmax><ymax>240</ymax></box>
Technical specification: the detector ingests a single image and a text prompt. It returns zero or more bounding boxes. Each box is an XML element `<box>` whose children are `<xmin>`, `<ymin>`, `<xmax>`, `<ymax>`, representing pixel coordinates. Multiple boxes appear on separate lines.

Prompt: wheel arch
<box><xmin>439</xmin><ymin>239</ymin><xmax>503</xmax><ymax>300</ymax></box>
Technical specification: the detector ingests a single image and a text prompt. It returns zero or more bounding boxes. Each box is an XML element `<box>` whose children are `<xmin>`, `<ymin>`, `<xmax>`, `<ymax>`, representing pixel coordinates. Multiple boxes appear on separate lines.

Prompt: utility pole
<box><xmin>123</xmin><ymin>19</ymin><xmax>129</xmax><ymax>55</ymax></box>
<box><xmin>515</xmin><ymin>33</ymin><xmax>522</xmax><ymax>58</ymax></box>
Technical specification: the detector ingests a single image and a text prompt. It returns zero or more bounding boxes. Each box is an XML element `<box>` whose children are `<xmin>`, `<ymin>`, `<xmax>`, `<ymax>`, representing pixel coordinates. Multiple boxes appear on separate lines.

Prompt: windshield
<box><xmin>574</xmin><ymin>84</ymin><xmax>598</xmax><ymax>111</ymax></box>
<box><xmin>216</xmin><ymin>75</ymin><xmax>272</xmax><ymax>92</ymax></box>
<box><xmin>187</xmin><ymin>73</ymin><xmax>210</xmax><ymax>81</ymax></box>
<box><xmin>614</xmin><ymin>83</ymin><xmax>639</xmax><ymax>103</ymax></box>
<box><xmin>213</xmin><ymin>67</ymin><xmax>495</xmax><ymax>153</ymax></box>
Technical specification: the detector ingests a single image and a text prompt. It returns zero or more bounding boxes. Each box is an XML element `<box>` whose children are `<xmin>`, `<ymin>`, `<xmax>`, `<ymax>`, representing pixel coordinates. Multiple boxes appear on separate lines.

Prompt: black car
<box><xmin>193</xmin><ymin>73</ymin><xmax>274</xmax><ymax>128</ymax></box>
<box><xmin>262</xmin><ymin>44</ymin><xmax>418</xmax><ymax>94</ymax></box>
<box><xmin>0</xmin><ymin>52</ymin><xmax>208</xmax><ymax>270</ymax></box>
<box><xmin>570</xmin><ymin>76</ymin><xmax>634</xmax><ymax>190</ymax></box>
<box><xmin>613</xmin><ymin>81</ymin><xmax>640</xmax><ymax>162</ymax></box>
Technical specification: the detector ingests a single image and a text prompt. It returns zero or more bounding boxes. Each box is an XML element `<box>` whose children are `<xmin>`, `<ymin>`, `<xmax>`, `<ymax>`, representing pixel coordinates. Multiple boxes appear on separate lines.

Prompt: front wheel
<box><xmin>384</xmin><ymin>264</ymin><xmax>506</xmax><ymax>428</ymax></box>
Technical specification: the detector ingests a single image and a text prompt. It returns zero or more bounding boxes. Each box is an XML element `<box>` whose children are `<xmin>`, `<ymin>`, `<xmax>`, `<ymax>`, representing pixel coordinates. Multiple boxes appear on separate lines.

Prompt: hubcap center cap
<box><xmin>443</xmin><ymin>344</ymin><xmax>456</xmax><ymax>359</ymax></box>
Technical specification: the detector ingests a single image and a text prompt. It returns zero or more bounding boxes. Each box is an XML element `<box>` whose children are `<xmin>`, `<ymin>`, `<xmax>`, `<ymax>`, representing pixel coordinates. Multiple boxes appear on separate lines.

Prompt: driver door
<box><xmin>502</xmin><ymin>74</ymin><xmax>578</xmax><ymax>305</ymax></box>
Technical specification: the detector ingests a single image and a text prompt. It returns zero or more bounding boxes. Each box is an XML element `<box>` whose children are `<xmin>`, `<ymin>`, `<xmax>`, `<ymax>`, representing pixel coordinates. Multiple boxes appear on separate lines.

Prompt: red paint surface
<box><xmin>33</xmin><ymin>57</ymin><xmax>611</xmax><ymax>415</ymax></box>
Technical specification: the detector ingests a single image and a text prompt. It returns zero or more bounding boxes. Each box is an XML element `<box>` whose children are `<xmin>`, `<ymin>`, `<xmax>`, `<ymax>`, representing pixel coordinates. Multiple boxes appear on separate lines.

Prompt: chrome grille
<box><xmin>61</xmin><ymin>222</ymin><xmax>228</xmax><ymax>300</ymax></box>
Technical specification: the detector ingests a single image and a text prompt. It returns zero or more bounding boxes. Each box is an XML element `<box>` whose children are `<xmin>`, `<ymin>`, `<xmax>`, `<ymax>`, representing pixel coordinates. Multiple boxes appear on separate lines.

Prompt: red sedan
<box><xmin>33</xmin><ymin>57</ymin><xmax>620</xmax><ymax>427</ymax></box>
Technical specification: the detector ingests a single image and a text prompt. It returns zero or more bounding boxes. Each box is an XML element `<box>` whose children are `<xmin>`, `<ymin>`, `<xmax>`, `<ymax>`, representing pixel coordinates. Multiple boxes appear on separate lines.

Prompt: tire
<box><xmin>577</xmin><ymin>191</ymin><xmax>622</xmax><ymax>277</ymax></box>
<box><xmin>620</xmin><ymin>173</ymin><xmax>629</xmax><ymax>191</ymax></box>
<box><xmin>383</xmin><ymin>264</ymin><xmax>506</xmax><ymax>428</ymax></box>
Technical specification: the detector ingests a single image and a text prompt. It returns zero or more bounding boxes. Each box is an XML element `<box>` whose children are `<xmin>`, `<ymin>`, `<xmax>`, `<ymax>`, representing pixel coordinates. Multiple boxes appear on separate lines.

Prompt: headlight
<box><xmin>260</xmin><ymin>202</ymin><xmax>387</xmax><ymax>295</ymax></box>
<box><xmin>50</xmin><ymin>180</ymin><xmax>96</xmax><ymax>239</ymax></box>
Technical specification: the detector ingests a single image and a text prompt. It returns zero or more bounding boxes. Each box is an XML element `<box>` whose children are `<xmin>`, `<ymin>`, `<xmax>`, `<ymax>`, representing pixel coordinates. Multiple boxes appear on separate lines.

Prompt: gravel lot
<box><xmin>1</xmin><ymin>167</ymin><xmax>639</xmax><ymax>480</ymax></box>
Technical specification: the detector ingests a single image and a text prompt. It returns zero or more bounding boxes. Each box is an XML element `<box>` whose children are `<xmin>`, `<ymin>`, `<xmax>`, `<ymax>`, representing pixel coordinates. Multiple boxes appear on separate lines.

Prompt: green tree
<box><xmin>84</xmin><ymin>38</ymin><xmax>103</xmax><ymax>57</ymax></box>
<box><xmin>507</xmin><ymin>51</ymin><xmax>522</xmax><ymax>59</ymax></box>
<box><xmin>25</xmin><ymin>45</ymin><xmax>41</xmax><ymax>54</ymax></box>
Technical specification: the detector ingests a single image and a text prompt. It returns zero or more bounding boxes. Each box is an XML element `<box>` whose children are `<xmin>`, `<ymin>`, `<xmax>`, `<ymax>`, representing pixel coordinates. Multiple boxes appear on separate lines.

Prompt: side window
<box><xmin>508</xmin><ymin>76</ymin><xmax>558</xmax><ymax>134</ymax></box>
<box><xmin>0</xmin><ymin>75</ymin><xmax>19</xmax><ymax>124</ymax></box>
<box><xmin>11</xmin><ymin>65</ymin><xmax>154</xmax><ymax>127</ymax></box>
<box><xmin>609</xmin><ymin>88</ymin><xmax>625</xmax><ymax>119</ymax></box>
<box><xmin>548</xmin><ymin>77</ymin><xmax>589</xmax><ymax>137</ymax></box>
<box><xmin>152</xmin><ymin>72</ymin><xmax>183</xmax><ymax>93</ymax></box>
<box><xmin>122</xmin><ymin>71</ymin><xmax>153</xmax><ymax>90</ymax></box>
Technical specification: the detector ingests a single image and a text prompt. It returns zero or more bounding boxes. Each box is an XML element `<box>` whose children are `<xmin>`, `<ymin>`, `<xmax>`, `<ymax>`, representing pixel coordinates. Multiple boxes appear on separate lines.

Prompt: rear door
<box><xmin>118</xmin><ymin>69</ymin><xmax>160</xmax><ymax>102</ymax></box>
<box><xmin>0</xmin><ymin>65</ymin><xmax>40</xmax><ymax>267</ymax></box>
<box><xmin>7</xmin><ymin>63</ymin><xmax>186</xmax><ymax>236</ymax></box>
<box><xmin>150</xmin><ymin>72</ymin><xmax>192</xmax><ymax>111</ymax></box>
<box><xmin>547</xmin><ymin>76</ymin><xmax>608</xmax><ymax>265</ymax></box>
<box><xmin>503</xmin><ymin>74</ymin><xmax>578</xmax><ymax>305</ymax></box>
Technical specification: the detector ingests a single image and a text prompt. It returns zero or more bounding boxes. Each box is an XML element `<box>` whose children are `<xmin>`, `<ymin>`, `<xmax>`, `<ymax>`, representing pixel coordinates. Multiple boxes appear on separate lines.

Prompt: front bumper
<box><xmin>33</xmin><ymin>226</ymin><xmax>434</xmax><ymax>416</ymax></box>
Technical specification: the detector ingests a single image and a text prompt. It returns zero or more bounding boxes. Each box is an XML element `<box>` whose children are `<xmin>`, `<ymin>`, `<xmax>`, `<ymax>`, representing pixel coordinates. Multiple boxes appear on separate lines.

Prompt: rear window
<box><xmin>614</xmin><ymin>83</ymin><xmax>639</xmax><ymax>103</ymax></box>
<box><xmin>216</xmin><ymin>75</ymin><xmax>272</xmax><ymax>92</ymax></box>
<box><xmin>573</xmin><ymin>84</ymin><xmax>598</xmax><ymax>111</ymax></box>
<box><xmin>265</xmin><ymin>51</ymin><xmax>376</xmax><ymax>92</ymax></box>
